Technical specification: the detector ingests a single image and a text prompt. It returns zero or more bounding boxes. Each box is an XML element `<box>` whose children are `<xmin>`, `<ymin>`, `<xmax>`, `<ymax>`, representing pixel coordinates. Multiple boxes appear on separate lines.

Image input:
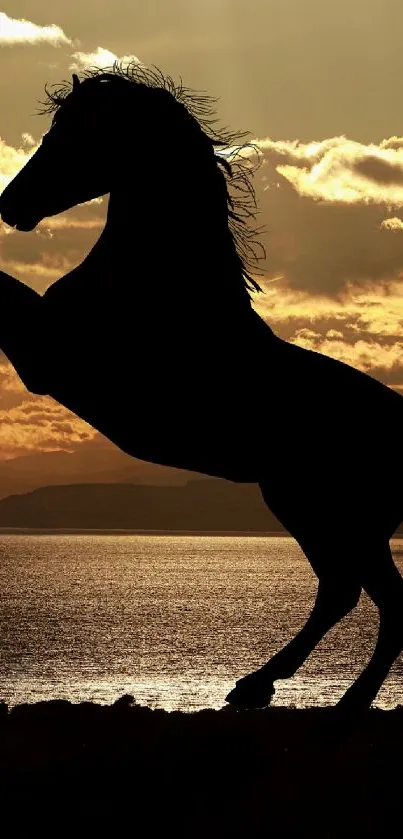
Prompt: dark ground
<box><xmin>0</xmin><ymin>695</ymin><xmax>401</xmax><ymax>836</ymax></box>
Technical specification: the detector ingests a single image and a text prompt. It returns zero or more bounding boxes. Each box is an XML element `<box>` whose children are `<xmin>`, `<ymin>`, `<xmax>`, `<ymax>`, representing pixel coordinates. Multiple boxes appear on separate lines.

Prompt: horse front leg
<box><xmin>0</xmin><ymin>270</ymin><xmax>48</xmax><ymax>395</ymax></box>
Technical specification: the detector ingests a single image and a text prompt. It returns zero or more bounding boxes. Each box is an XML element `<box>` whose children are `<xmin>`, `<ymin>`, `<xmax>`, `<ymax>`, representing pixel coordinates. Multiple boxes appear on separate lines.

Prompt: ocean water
<box><xmin>1</xmin><ymin>533</ymin><xmax>403</xmax><ymax>711</ymax></box>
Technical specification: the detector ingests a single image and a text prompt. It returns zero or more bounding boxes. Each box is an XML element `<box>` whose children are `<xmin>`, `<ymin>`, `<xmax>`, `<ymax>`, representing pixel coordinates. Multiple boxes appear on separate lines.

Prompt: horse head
<box><xmin>0</xmin><ymin>70</ymin><xmax>175</xmax><ymax>232</ymax></box>
<box><xmin>0</xmin><ymin>63</ymin><xmax>263</xmax><ymax>303</ymax></box>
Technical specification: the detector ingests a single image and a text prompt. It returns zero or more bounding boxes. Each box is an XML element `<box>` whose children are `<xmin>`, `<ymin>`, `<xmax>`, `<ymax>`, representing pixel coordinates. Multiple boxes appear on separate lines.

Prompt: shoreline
<box><xmin>0</xmin><ymin>527</ymin><xmax>293</xmax><ymax>536</ymax></box>
<box><xmin>1</xmin><ymin>526</ymin><xmax>403</xmax><ymax>539</ymax></box>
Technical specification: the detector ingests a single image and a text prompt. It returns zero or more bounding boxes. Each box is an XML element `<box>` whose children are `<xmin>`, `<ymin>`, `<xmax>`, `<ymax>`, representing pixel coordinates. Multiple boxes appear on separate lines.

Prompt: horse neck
<box><xmin>101</xmin><ymin>175</ymin><xmax>257</xmax><ymax>335</ymax></box>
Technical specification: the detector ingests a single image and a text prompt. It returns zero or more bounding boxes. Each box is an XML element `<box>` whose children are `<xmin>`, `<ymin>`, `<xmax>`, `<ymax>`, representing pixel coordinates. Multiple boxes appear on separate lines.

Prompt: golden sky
<box><xmin>2</xmin><ymin>1</ymin><xmax>403</xmax><ymax>461</ymax></box>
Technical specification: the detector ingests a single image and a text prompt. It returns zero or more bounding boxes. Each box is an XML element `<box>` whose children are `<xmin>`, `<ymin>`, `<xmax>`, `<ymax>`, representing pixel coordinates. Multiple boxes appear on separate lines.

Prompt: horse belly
<box><xmin>49</xmin><ymin>371</ymin><xmax>260</xmax><ymax>483</ymax></box>
<box><xmin>111</xmin><ymin>387</ymin><xmax>261</xmax><ymax>482</ymax></box>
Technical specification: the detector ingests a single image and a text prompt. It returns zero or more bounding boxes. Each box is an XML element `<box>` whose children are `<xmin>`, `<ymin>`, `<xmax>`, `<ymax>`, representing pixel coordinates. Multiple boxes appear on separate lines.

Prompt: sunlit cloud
<box><xmin>0</xmin><ymin>134</ymin><xmax>39</xmax><ymax>239</ymax></box>
<box><xmin>1</xmin><ymin>258</ymin><xmax>72</xmax><ymax>282</ymax></box>
<box><xmin>39</xmin><ymin>216</ymin><xmax>103</xmax><ymax>230</ymax></box>
<box><xmin>35</xmin><ymin>217</ymin><xmax>105</xmax><ymax>239</ymax></box>
<box><xmin>253</xmin><ymin>281</ymin><xmax>403</xmax><ymax>390</ymax></box>
<box><xmin>290</xmin><ymin>330</ymin><xmax>403</xmax><ymax>376</ymax></box>
<box><xmin>253</xmin><ymin>280</ymin><xmax>403</xmax><ymax>338</ymax></box>
<box><xmin>69</xmin><ymin>46</ymin><xmax>142</xmax><ymax>72</ymax></box>
<box><xmin>0</xmin><ymin>367</ymin><xmax>97</xmax><ymax>458</ymax></box>
<box><xmin>0</xmin><ymin>361</ymin><xmax>25</xmax><ymax>395</ymax></box>
<box><xmin>0</xmin><ymin>12</ymin><xmax>72</xmax><ymax>47</ymax></box>
<box><xmin>254</xmin><ymin>135</ymin><xmax>403</xmax><ymax>206</ymax></box>
<box><xmin>244</xmin><ymin>141</ymin><xmax>403</xmax><ymax>294</ymax></box>
<box><xmin>380</xmin><ymin>217</ymin><xmax>403</xmax><ymax>231</ymax></box>
<box><xmin>0</xmin><ymin>134</ymin><xmax>39</xmax><ymax>195</ymax></box>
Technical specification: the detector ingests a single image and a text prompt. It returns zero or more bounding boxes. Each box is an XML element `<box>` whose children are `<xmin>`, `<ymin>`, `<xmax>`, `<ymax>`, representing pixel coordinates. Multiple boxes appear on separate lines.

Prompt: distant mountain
<box><xmin>0</xmin><ymin>480</ymin><xmax>284</xmax><ymax>532</ymax></box>
<box><xmin>0</xmin><ymin>448</ymin><xmax>207</xmax><ymax>500</ymax></box>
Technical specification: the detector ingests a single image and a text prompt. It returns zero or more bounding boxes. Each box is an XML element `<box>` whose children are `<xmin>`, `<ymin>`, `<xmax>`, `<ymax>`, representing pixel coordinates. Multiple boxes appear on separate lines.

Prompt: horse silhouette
<box><xmin>1</xmin><ymin>63</ymin><xmax>403</xmax><ymax>712</ymax></box>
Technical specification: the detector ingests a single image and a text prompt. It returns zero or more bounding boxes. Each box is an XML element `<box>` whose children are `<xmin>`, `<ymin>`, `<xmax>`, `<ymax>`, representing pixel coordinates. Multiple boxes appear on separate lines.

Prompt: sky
<box><xmin>2</xmin><ymin>1</ymin><xmax>403</xmax><ymax>463</ymax></box>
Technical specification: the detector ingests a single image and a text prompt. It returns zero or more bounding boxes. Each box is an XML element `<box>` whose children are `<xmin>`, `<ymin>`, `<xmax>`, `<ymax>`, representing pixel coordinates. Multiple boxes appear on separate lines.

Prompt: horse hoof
<box><xmin>225</xmin><ymin>678</ymin><xmax>275</xmax><ymax>710</ymax></box>
<box><xmin>334</xmin><ymin>695</ymin><xmax>370</xmax><ymax>715</ymax></box>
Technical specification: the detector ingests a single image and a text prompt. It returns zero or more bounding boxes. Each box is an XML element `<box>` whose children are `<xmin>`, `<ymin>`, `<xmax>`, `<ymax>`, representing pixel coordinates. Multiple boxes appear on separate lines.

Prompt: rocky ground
<box><xmin>0</xmin><ymin>696</ymin><xmax>401</xmax><ymax>836</ymax></box>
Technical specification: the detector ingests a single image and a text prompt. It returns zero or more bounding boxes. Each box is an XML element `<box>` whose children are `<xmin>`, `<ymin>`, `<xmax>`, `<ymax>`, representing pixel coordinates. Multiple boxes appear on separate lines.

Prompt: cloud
<box><xmin>0</xmin><ymin>361</ymin><xmax>26</xmax><ymax>413</ymax></box>
<box><xmin>0</xmin><ymin>133</ymin><xmax>39</xmax><ymax>197</ymax></box>
<box><xmin>380</xmin><ymin>137</ymin><xmax>403</xmax><ymax>151</ymax></box>
<box><xmin>0</xmin><ymin>257</ymin><xmax>73</xmax><ymax>284</ymax></box>
<box><xmin>0</xmin><ymin>362</ymin><xmax>97</xmax><ymax>458</ymax></box>
<box><xmin>253</xmin><ymin>279</ymin><xmax>403</xmax><ymax>340</ymax></box>
<box><xmin>3</xmin><ymin>122</ymin><xmax>403</xmax><ymax>300</ymax></box>
<box><xmin>290</xmin><ymin>329</ymin><xmax>403</xmax><ymax>378</ymax></box>
<box><xmin>0</xmin><ymin>12</ymin><xmax>72</xmax><ymax>47</ymax></box>
<box><xmin>37</xmin><ymin>216</ymin><xmax>104</xmax><ymax>231</ymax></box>
<box><xmin>242</xmin><ymin>137</ymin><xmax>403</xmax><ymax>294</ymax></box>
<box><xmin>254</xmin><ymin>135</ymin><xmax>403</xmax><ymax>207</ymax></box>
<box><xmin>380</xmin><ymin>217</ymin><xmax>403</xmax><ymax>231</ymax></box>
<box><xmin>69</xmin><ymin>46</ymin><xmax>141</xmax><ymax>72</ymax></box>
<box><xmin>252</xmin><ymin>281</ymin><xmax>403</xmax><ymax>390</ymax></box>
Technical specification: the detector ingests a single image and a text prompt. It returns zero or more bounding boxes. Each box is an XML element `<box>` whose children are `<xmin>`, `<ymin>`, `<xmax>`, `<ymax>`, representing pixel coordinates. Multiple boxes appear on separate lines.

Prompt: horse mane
<box><xmin>36</xmin><ymin>61</ymin><xmax>266</xmax><ymax>296</ymax></box>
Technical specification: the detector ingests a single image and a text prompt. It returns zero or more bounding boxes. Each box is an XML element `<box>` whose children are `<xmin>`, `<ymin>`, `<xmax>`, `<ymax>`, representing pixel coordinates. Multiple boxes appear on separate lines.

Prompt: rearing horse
<box><xmin>1</xmin><ymin>63</ymin><xmax>403</xmax><ymax>711</ymax></box>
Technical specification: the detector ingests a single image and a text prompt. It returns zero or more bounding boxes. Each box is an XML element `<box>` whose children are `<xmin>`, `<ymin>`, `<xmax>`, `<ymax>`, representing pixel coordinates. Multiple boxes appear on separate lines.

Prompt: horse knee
<box><xmin>318</xmin><ymin>580</ymin><xmax>361</xmax><ymax>620</ymax></box>
<box><xmin>0</xmin><ymin>278</ymin><xmax>48</xmax><ymax>394</ymax></box>
<box><xmin>342</xmin><ymin>583</ymin><xmax>362</xmax><ymax>611</ymax></box>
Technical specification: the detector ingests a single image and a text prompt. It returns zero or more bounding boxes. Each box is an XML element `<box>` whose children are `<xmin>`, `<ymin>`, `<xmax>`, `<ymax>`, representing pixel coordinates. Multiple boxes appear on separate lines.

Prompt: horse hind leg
<box><xmin>336</xmin><ymin>541</ymin><xmax>403</xmax><ymax>712</ymax></box>
<box><xmin>226</xmin><ymin>547</ymin><xmax>362</xmax><ymax>710</ymax></box>
<box><xmin>0</xmin><ymin>270</ymin><xmax>47</xmax><ymax>394</ymax></box>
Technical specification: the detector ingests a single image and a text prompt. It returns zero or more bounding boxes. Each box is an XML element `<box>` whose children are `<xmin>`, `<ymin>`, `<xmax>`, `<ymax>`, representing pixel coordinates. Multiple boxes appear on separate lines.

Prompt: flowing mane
<box><xmin>35</xmin><ymin>60</ymin><xmax>266</xmax><ymax>297</ymax></box>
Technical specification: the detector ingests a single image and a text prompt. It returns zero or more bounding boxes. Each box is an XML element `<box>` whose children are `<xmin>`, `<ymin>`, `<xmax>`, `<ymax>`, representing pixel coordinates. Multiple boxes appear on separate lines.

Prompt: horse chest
<box><xmin>44</xmin><ymin>295</ymin><xmax>262</xmax><ymax>481</ymax></box>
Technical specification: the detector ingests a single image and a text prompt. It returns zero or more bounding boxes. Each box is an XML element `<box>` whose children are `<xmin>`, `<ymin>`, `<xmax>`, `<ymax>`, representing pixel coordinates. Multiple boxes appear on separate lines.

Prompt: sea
<box><xmin>1</xmin><ymin>533</ymin><xmax>403</xmax><ymax>711</ymax></box>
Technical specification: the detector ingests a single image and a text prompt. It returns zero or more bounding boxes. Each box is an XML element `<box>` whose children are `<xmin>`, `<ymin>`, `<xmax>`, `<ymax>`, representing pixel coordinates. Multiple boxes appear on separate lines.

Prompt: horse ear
<box><xmin>72</xmin><ymin>73</ymin><xmax>81</xmax><ymax>90</ymax></box>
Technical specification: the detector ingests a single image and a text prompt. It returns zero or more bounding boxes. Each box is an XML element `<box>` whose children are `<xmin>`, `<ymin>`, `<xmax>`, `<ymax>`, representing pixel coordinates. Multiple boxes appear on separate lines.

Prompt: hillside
<box><xmin>0</xmin><ymin>479</ymin><xmax>284</xmax><ymax>531</ymax></box>
<box><xmin>0</xmin><ymin>448</ymin><xmax>207</xmax><ymax>499</ymax></box>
